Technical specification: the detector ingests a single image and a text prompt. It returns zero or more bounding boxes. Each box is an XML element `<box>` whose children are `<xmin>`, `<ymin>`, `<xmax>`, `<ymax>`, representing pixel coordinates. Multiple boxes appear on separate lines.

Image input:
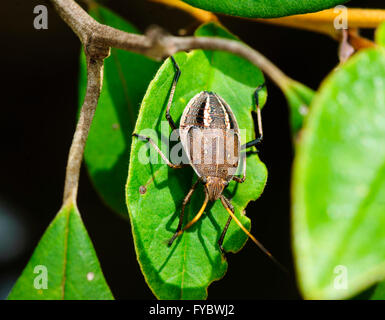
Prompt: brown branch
<box><xmin>63</xmin><ymin>55</ymin><xmax>106</xmax><ymax>204</ymax></box>
<box><xmin>51</xmin><ymin>0</ymin><xmax>291</xmax><ymax>83</ymax></box>
<box><xmin>170</xmin><ymin>35</ymin><xmax>292</xmax><ymax>90</ymax></box>
<box><xmin>51</xmin><ymin>0</ymin><xmax>96</xmax><ymax>44</ymax></box>
<box><xmin>51</xmin><ymin>0</ymin><xmax>295</xmax><ymax>203</ymax></box>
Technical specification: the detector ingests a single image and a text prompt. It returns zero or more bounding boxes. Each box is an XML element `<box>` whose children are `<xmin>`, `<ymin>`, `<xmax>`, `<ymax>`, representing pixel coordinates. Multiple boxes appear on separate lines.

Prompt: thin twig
<box><xmin>51</xmin><ymin>0</ymin><xmax>96</xmax><ymax>44</ymax></box>
<box><xmin>170</xmin><ymin>35</ymin><xmax>292</xmax><ymax>90</ymax></box>
<box><xmin>51</xmin><ymin>0</ymin><xmax>292</xmax><ymax>84</ymax></box>
<box><xmin>63</xmin><ymin>56</ymin><xmax>105</xmax><ymax>204</ymax></box>
<box><xmin>51</xmin><ymin>0</ymin><xmax>294</xmax><ymax>203</ymax></box>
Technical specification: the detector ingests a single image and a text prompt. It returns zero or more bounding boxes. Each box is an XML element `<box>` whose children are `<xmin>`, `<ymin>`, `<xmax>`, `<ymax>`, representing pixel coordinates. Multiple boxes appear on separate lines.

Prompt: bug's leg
<box><xmin>233</xmin><ymin>152</ymin><xmax>247</xmax><ymax>183</ymax></box>
<box><xmin>166</xmin><ymin>56</ymin><xmax>181</xmax><ymax>131</ymax></box>
<box><xmin>222</xmin><ymin>195</ymin><xmax>234</xmax><ymax>212</ymax></box>
<box><xmin>241</xmin><ymin>84</ymin><xmax>265</xmax><ymax>150</ymax></box>
<box><xmin>218</xmin><ymin>216</ymin><xmax>233</xmax><ymax>255</ymax></box>
<box><xmin>133</xmin><ymin>133</ymin><xmax>185</xmax><ymax>169</ymax></box>
<box><xmin>168</xmin><ymin>191</ymin><xmax>209</xmax><ymax>244</ymax></box>
<box><xmin>218</xmin><ymin>216</ymin><xmax>232</xmax><ymax>254</ymax></box>
<box><xmin>168</xmin><ymin>180</ymin><xmax>199</xmax><ymax>246</ymax></box>
<box><xmin>218</xmin><ymin>197</ymin><xmax>234</xmax><ymax>255</ymax></box>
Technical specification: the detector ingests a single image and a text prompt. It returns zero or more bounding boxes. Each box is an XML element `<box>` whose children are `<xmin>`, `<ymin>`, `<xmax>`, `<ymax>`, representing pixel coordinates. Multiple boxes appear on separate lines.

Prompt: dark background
<box><xmin>0</xmin><ymin>0</ymin><xmax>383</xmax><ymax>300</ymax></box>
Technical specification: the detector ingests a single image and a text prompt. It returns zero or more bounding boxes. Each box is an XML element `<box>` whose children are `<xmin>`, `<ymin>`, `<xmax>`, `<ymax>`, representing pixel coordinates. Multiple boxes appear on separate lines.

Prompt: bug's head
<box><xmin>204</xmin><ymin>176</ymin><xmax>228</xmax><ymax>201</ymax></box>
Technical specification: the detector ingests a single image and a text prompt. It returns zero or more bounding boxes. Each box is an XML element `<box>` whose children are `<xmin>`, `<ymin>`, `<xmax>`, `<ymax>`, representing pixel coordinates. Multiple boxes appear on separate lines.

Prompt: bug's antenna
<box><xmin>220</xmin><ymin>196</ymin><xmax>288</xmax><ymax>273</ymax></box>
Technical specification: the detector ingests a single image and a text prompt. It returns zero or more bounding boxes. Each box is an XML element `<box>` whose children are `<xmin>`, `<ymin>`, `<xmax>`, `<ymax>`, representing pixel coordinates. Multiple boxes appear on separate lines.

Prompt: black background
<box><xmin>0</xmin><ymin>0</ymin><xmax>383</xmax><ymax>300</ymax></box>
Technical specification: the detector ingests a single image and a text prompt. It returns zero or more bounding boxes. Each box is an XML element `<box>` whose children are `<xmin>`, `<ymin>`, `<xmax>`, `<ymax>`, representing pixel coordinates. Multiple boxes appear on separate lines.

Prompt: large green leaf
<box><xmin>293</xmin><ymin>47</ymin><xmax>385</xmax><ymax>299</ymax></box>
<box><xmin>126</xmin><ymin>23</ymin><xmax>268</xmax><ymax>299</ymax></box>
<box><xmin>181</xmin><ymin>0</ymin><xmax>349</xmax><ymax>18</ymax></box>
<box><xmin>353</xmin><ymin>23</ymin><xmax>385</xmax><ymax>301</ymax></box>
<box><xmin>79</xmin><ymin>5</ymin><xmax>160</xmax><ymax>216</ymax></box>
<box><xmin>8</xmin><ymin>202</ymin><xmax>113</xmax><ymax>300</ymax></box>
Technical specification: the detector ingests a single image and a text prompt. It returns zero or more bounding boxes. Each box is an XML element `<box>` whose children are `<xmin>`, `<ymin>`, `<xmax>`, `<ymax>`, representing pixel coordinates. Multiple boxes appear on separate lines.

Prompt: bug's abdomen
<box><xmin>180</xmin><ymin>91</ymin><xmax>240</xmax><ymax>181</ymax></box>
<box><xmin>189</xmin><ymin>128</ymin><xmax>240</xmax><ymax>179</ymax></box>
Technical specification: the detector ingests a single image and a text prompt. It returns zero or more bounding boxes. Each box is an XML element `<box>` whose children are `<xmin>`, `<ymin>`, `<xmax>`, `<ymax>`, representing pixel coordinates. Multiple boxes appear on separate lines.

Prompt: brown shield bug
<box><xmin>134</xmin><ymin>56</ymin><xmax>280</xmax><ymax>265</ymax></box>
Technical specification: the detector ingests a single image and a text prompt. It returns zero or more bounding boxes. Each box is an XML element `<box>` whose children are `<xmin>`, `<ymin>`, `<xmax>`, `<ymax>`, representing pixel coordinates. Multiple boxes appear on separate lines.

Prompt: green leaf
<box><xmin>126</xmin><ymin>22</ymin><xmax>268</xmax><ymax>300</ymax></box>
<box><xmin>293</xmin><ymin>48</ymin><xmax>385</xmax><ymax>300</ymax></box>
<box><xmin>181</xmin><ymin>0</ymin><xmax>350</xmax><ymax>18</ymax></box>
<box><xmin>359</xmin><ymin>24</ymin><xmax>385</xmax><ymax>301</ymax></box>
<box><xmin>8</xmin><ymin>202</ymin><xmax>113</xmax><ymax>300</ymax></box>
<box><xmin>355</xmin><ymin>23</ymin><xmax>385</xmax><ymax>301</ymax></box>
<box><xmin>79</xmin><ymin>5</ymin><xmax>160</xmax><ymax>216</ymax></box>
<box><xmin>376</xmin><ymin>22</ymin><xmax>385</xmax><ymax>47</ymax></box>
<box><xmin>369</xmin><ymin>280</ymin><xmax>385</xmax><ymax>299</ymax></box>
<box><xmin>284</xmin><ymin>81</ymin><xmax>315</xmax><ymax>138</ymax></box>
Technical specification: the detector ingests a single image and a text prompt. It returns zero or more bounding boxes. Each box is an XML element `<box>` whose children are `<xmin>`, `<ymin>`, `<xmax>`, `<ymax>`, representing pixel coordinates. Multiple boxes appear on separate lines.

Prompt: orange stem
<box><xmin>149</xmin><ymin>0</ymin><xmax>218</xmax><ymax>23</ymax></box>
<box><xmin>254</xmin><ymin>8</ymin><xmax>385</xmax><ymax>39</ymax></box>
<box><xmin>150</xmin><ymin>0</ymin><xmax>385</xmax><ymax>40</ymax></box>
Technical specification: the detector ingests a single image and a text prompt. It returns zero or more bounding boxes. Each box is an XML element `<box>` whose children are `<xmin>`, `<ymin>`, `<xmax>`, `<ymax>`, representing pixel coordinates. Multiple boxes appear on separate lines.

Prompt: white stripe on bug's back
<box><xmin>215</xmin><ymin>93</ymin><xmax>231</xmax><ymax>129</ymax></box>
<box><xmin>203</xmin><ymin>94</ymin><xmax>212</xmax><ymax>128</ymax></box>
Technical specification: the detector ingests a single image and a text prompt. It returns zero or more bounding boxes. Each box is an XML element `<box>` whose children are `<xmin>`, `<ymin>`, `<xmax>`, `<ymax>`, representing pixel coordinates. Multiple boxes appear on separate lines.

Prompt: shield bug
<box><xmin>134</xmin><ymin>56</ymin><xmax>279</xmax><ymax>265</ymax></box>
